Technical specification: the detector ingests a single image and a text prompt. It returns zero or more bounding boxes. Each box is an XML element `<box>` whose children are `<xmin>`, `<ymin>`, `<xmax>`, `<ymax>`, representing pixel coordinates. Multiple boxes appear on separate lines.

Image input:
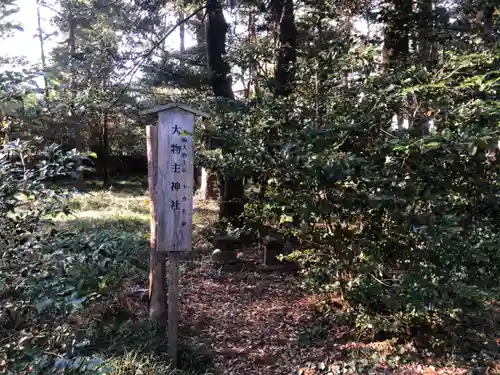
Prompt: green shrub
<box><xmin>202</xmin><ymin>45</ymin><xmax>500</xmax><ymax>350</ymax></box>
<box><xmin>0</xmin><ymin>140</ymin><xmax>83</xmax><ymax>251</ymax></box>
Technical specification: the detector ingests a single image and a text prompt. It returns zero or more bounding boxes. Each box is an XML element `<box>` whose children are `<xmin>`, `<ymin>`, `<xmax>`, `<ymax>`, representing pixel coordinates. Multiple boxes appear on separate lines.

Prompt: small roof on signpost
<box><xmin>140</xmin><ymin>102</ymin><xmax>210</xmax><ymax>118</ymax></box>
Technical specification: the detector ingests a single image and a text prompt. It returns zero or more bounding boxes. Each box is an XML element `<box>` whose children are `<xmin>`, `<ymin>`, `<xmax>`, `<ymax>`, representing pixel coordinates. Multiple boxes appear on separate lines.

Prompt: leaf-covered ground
<box><xmin>176</xmin><ymin>200</ymin><xmax>494</xmax><ymax>374</ymax></box>
<box><xmin>60</xmin><ymin>186</ymin><xmax>500</xmax><ymax>374</ymax></box>
<box><xmin>180</xmin><ymin>235</ymin><xmax>478</xmax><ymax>375</ymax></box>
<box><xmin>3</xmin><ymin>182</ymin><xmax>498</xmax><ymax>374</ymax></box>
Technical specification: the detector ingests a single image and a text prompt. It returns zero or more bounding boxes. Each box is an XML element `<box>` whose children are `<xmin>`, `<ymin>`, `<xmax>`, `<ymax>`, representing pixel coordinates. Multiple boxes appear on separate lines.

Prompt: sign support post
<box><xmin>141</xmin><ymin>102</ymin><xmax>209</xmax><ymax>367</ymax></box>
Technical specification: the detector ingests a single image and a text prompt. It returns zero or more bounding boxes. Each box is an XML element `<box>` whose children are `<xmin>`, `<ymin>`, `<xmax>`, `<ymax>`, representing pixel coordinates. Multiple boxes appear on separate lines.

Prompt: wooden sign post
<box><xmin>141</xmin><ymin>103</ymin><xmax>209</xmax><ymax>368</ymax></box>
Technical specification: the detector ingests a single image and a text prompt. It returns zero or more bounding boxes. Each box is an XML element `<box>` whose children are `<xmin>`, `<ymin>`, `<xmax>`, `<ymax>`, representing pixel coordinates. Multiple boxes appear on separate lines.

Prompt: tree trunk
<box><xmin>194</xmin><ymin>9</ymin><xmax>218</xmax><ymax>200</ymax></box>
<box><xmin>36</xmin><ymin>1</ymin><xmax>49</xmax><ymax>99</ymax></box>
<box><xmin>260</xmin><ymin>0</ymin><xmax>297</xmax><ymax>210</ymax></box>
<box><xmin>179</xmin><ymin>9</ymin><xmax>185</xmax><ymax>65</ymax></box>
<box><xmin>200</xmin><ymin>168</ymin><xmax>218</xmax><ymax>200</ymax></box>
<box><xmin>68</xmin><ymin>2</ymin><xmax>85</xmax><ymax>189</ymax></box>
<box><xmin>206</xmin><ymin>0</ymin><xmax>245</xmax><ymax>226</ymax></box>
<box><xmin>195</xmin><ymin>11</ymin><xmax>208</xmax><ymax>63</ymax></box>
<box><xmin>147</xmin><ymin>126</ymin><xmax>167</xmax><ymax>326</ymax></box>
<box><xmin>383</xmin><ymin>0</ymin><xmax>412</xmax><ymax>69</ymax></box>
<box><xmin>474</xmin><ymin>4</ymin><xmax>495</xmax><ymax>45</ymax></box>
<box><xmin>248</xmin><ymin>10</ymin><xmax>259</xmax><ymax>98</ymax></box>
<box><xmin>417</xmin><ymin>0</ymin><xmax>433</xmax><ymax>65</ymax></box>
<box><xmin>383</xmin><ymin>0</ymin><xmax>412</xmax><ymax>131</ymax></box>
<box><xmin>0</xmin><ymin>114</ymin><xmax>9</xmax><ymax>145</ymax></box>
<box><xmin>206</xmin><ymin>0</ymin><xmax>234</xmax><ymax>100</ymax></box>
<box><xmin>101</xmin><ymin>111</ymin><xmax>110</xmax><ymax>186</ymax></box>
<box><xmin>315</xmin><ymin>5</ymin><xmax>327</xmax><ymax>122</ymax></box>
<box><xmin>271</xmin><ymin>0</ymin><xmax>297</xmax><ymax>97</ymax></box>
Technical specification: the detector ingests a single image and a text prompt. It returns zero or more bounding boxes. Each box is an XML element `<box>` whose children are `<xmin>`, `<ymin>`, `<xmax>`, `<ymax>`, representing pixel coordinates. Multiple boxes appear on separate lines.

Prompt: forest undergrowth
<box><xmin>2</xmin><ymin>178</ymin><xmax>498</xmax><ymax>374</ymax></box>
<box><xmin>0</xmin><ymin>178</ymin><xmax>214</xmax><ymax>375</ymax></box>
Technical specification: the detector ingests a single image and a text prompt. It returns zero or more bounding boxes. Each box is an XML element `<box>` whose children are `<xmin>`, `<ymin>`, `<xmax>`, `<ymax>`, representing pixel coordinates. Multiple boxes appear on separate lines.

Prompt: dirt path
<box><xmin>175</xmin><ymin>200</ymin><xmax>472</xmax><ymax>374</ymax></box>
<box><xmin>177</xmin><ymin>251</ymin><xmax>472</xmax><ymax>375</ymax></box>
<box><xmin>180</xmin><ymin>254</ymin><xmax>335</xmax><ymax>375</ymax></box>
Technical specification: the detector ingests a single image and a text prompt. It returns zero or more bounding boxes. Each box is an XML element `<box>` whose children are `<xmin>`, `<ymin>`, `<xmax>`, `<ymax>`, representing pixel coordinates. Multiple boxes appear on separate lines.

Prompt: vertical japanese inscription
<box><xmin>157</xmin><ymin>109</ymin><xmax>194</xmax><ymax>252</ymax></box>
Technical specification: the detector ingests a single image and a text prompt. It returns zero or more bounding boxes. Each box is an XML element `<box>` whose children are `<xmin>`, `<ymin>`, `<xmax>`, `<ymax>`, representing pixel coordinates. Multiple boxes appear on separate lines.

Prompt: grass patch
<box><xmin>57</xmin><ymin>215</ymin><xmax>150</xmax><ymax>234</ymax></box>
<box><xmin>67</xmin><ymin>190</ymin><xmax>150</xmax><ymax>215</ymax></box>
<box><xmin>0</xmin><ymin>184</ymin><xmax>214</xmax><ymax>375</ymax></box>
<box><xmin>105</xmin><ymin>351</ymin><xmax>213</xmax><ymax>375</ymax></box>
<box><xmin>79</xmin><ymin>320</ymin><xmax>215</xmax><ymax>375</ymax></box>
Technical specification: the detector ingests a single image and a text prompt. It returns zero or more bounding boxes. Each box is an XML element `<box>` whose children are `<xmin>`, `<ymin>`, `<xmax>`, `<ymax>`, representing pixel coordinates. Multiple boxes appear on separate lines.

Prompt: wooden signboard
<box><xmin>157</xmin><ymin>109</ymin><xmax>195</xmax><ymax>252</ymax></box>
<box><xmin>141</xmin><ymin>102</ymin><xmax>209</xmax><ymax>368</ymax></box>
<box><xmin>141</xmin><ymin>102</ymin><xmax>209</xmax><ymax>252</ymax></box>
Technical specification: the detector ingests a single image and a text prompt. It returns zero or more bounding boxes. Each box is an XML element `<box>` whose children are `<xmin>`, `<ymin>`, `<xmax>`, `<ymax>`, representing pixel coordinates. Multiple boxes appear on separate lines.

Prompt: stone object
<box><xmin>264</xmin><ymin>236</ymin><xmax>288</xmax><ymax>266</ymax></box>
<box><xmin>196</xmin><ymin>242</ymin><xmax>211</xmax><ymax>253</ymax></box>
<box><xmin>199</xmin><ymin>168</ymin><xmax>218</xmax><ymax>200</ymax></box>
<box><xmin>213</xmin><ymin>235</ymin><xmax>241</xmax><ymax>251</ymax></box>
<box><xmin>211</xmin><ymin>248</ymin><xmax>238</xmax><ymax>265</ymax></box>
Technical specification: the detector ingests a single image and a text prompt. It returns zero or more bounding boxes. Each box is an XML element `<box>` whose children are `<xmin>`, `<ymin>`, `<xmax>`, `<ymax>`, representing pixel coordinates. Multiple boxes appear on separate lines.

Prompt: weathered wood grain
<box><xmin>156</xmin><ymin>109</ymin><xmax>195</xmax><ymax>252</ymax></box>
<box><xmin>168</xmin><ymin>252</ymin><xmax>180</xmax><ymax>367</ymax></box>
<box><xmin>146</xmin><ymin>125</ymin><xmax>167</xmax><ymax>325</ymax></box>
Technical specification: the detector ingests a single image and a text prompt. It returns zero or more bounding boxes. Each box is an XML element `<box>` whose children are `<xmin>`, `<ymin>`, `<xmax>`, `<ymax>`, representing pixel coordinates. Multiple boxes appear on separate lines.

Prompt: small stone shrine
<box><xmin>262</xmin><ymin>220</ymin><xmax>298</xmax><ymax>270</ymax></box>
<box><xmin>211</xmin><ymin>235</ymin><xmax>241</xmax><ymax>266</ymax></box>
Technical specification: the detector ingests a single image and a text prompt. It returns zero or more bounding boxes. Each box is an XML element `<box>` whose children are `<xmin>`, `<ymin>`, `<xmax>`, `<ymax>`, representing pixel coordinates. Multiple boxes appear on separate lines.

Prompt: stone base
<box><xmin>211</xmin><ymin>249</ymin><xmax>238</xmax><ymax>266</ymax></box>
<box><xmin>263</xmin><ymin>236</ymin><xmax>292</xmax><ymax>266</ymax></box>
<box><xmin>213</xmin><ymin>235</ymin><xmax>241</xmax><ymax>252</ymax></box>
<box><xmin>258</xmin><ymin>263</ymin><xmax>298</xmax><ymax>272</ymax></box>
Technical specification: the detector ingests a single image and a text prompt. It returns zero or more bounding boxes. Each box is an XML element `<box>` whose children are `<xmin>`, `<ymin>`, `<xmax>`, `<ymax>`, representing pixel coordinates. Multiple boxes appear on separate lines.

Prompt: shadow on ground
<box><xmin>83</xmin><ymin>176</ymin><xmax>148</xmax><ymax>194</ymax></box>
<box><xmin>74</xmin><ymin>315</ymin><xmax>215</xmax><ymax>374</ymax></box>
<box><xmin>54</xmin><ymin>213</ymin><xmax>217</xmax><ymax>374</ymax></box>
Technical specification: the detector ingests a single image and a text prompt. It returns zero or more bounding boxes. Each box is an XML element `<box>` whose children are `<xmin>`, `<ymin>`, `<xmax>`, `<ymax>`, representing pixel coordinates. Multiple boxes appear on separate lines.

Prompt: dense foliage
<box><xmin>0</xmin><ymin>141</ymin><xmax>80</xmax><ymax>248</ymax></box>
<box><xmin>196</xmin><ymin>0</ymin><xmax>500</xmax><ymax>363</ymax></box>
<box><xmin>0</xmin><ymin>141</ymin><xmax>195</xmax><ymax>373</ymax></box>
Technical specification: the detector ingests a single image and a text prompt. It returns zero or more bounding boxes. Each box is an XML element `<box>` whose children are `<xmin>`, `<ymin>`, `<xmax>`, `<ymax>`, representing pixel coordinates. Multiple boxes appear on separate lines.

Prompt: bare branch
<box><xmin>42</xmin><ymin>1</ymin><xmax>206</xmax><ymax>110</ymax></box>
<box><xmin>107</xmin><ymin>5</ymin><xmax>207</xmax><ymax>110</ymax></box>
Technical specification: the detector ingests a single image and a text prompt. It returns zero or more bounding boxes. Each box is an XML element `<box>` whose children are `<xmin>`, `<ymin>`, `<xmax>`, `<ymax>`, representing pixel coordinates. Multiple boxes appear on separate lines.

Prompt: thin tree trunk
<box><xmin>179</xmin><ymin>9</ymin><xmax>185</xmax><ymax>66</ymax></box>
<box><xmin>206</xmin><ymin>0</ymin><xmax>245</xmax><ymax>226</ymax></box>
<box><xmin>195</xmin><ymin>11</ymin><xmax>208</xmax><ymax>64</ymax></box>
<box><xmin>102</xmin><ymin>111</ymin><xmax>110</xmax><ymax>185</ymax></box>
<box><xmin>36</xmin><ymin>1</ymin><xmax>49</xmax><ymax>99</ymax></box>
<box><xmin>248</xmin><ymin>10</ymin><xmax>259</xmax><ymax>98</ymax></box>
<box><xmin>68</xmin><ymin>2</ymin><xmax>84</xmax><ymax>188</ymax></box>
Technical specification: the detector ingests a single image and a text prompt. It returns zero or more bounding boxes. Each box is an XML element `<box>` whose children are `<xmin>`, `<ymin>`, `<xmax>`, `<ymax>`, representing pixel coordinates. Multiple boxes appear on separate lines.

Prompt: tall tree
<box><xmin>383</xmin><ymin>0</ymin><xmax>413</xmax><ymax>69</ymax></box>
<box><xmin>417</xmin><ymin>0</ymin><xmax>433</xmax><ymax>65</ymax></box>
<box><xmin>36</xmin><ymin>0</ymin><xmax>49</xmax><ymax>99</ymax></box>
<box><xmin>49</xmin><ymin>0</ymin><xmax>156</xmax><ymax>181</ymax></box>
<box><xmin>0</xmin><ymin>0</ymin><xmax>21</xmax><ymax>144</ymax></box>
<box><xmin>271</xmin><ymin>0</ymin><xmax>297</xmax><ymax>97</ymax></box>
<box><xmin>206</xmin><ymin>0</ymin><xmax>245</xmax><ymax>226</ymax></box>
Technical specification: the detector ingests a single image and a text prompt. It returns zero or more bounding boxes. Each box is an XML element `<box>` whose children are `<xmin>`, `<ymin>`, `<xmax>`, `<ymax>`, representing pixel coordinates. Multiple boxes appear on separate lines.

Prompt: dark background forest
<box><xmin>0</xmin><ymin>0</ymin><xmax>499</xmax><ymax>373</ymax></box>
